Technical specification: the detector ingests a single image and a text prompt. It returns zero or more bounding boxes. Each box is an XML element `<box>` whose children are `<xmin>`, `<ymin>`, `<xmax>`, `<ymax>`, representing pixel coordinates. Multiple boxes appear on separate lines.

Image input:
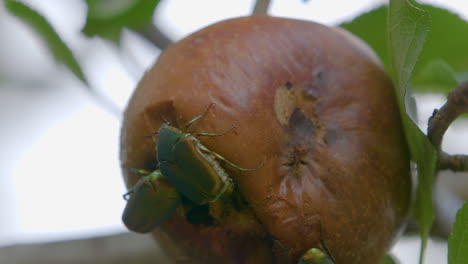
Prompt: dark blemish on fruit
<box><xmin>283</xmin><ymin>144</ymin><xmax>309</xmax><ymax>168</ymax></box>
<box><xmin>288</xmin><ymin>108</ymin><xmax>316</xmax><ymax>143</ymax></box>
<box><xmin>316</xmin><ymin>71</ymin><xmax>323</xmax><ymax>81</ymax></box>
<box><xmin>284</xmin><ymin>109</ymin><xmax>315</xmax><ymax>177</ymax></box>
<box><xmin>144</xmin><ymin>100</ymin><xmax>178</xmax><ymax>131</ymax></box>
<box><xmin>324</xmin><ymin>125</ymin><xmax>339</xmax><ymax>146</ymax></box>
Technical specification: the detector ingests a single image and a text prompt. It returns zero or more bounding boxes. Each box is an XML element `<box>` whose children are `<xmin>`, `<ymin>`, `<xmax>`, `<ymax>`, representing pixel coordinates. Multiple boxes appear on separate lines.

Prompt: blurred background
<box><xmin>1</xmin><ymin>0</ymin><xmax>467</xmax><ymax>263</ymax></box>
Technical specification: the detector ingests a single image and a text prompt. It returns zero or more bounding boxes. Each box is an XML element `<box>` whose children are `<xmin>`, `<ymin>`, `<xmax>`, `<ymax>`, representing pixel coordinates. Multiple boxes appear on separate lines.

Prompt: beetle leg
<box><xmin>123</xmin><ymin>170</ymin><xmax>165</xmax><ymax>200</ymax></box>
<box><xmin>184</xmin><ymin>102</ymin><xmax>215</xmax><ymax>132</ymax></box>
<box><xmin>123</xmin><ymin>189</ymin><xmax>135</xmax><ymax>201</ymax></box>
<box><xmin>130</xmin><ymin>168</ymin><xmax>151</xmax><ymax>175</ymax></box>
<box><xmin>318</xmin><ymin>222</ymin><xmax>335</xmax><ymax>263</ymax></box>
<box><xmin>197</xmin><ymin>144</ymin><xmax>263</xmax><ymax>172</ymax></box>
<box><xmin>195</xmin><ymin>125</ymin><xmax>236</xmax><ymax>137</ymax></box>
<box><xmin>212</xmin><ymin>177</ymin><xmax>233</xmax><ymax>202</ymax></box>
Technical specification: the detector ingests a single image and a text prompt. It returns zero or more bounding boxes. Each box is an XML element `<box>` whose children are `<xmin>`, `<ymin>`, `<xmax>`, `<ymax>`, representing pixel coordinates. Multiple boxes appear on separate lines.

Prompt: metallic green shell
<box><xmin>299</xmin><ymin>248</ymin><xmax>335</xmax><ymax>264</ymax></box>
<box><xmin>156</xmin><ymin>123</ymin><xmax>184</xmax><ymax>162</ymax></box>
<box><xmin>158</xmin><ymin>127</ymin><xmax>230</xmax><ymax>204</ymax></box>
<box><xmin>122</xmin><ymin>171</ymin><xmax>181</xmax><ymax>233</ymax></box>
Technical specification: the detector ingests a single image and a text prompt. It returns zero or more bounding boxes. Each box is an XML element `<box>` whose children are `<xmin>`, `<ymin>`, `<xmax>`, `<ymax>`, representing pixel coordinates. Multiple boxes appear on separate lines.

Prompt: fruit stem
<box><xmin>252</xmin><ymin>0</ymin><xmax>271</xmax><ymax>14</ymax></box>
<box><xmin>137</xmin><ymin>23</ymin><xmax>173</xmax><ymax>50</ymax></box>
<box><xmin>428</xmin><ymin>81</ymin><xmax>468</xmax><ymax>172</ymax></box>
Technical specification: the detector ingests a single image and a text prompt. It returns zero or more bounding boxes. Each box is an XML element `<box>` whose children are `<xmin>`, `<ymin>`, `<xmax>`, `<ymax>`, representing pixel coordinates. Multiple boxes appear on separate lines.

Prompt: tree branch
<box><xmin>439</xmin><ymin>152</ymin><xmax>468</xmax><ymax>172</ymax></box>
<box><xmin>428</xmin><ymin>82</ymin><xmax>468</xmax><ymax>171</ymax></box>
<box><xmin>252</xmin><ymin>0</ymin><xmax>271</xmax><ymax>15</ymax></box>
<box><xmin>89</xmin><ymin>89</ymin><xmax>123</xmax><ymax>120</ymax></box>
<box><xmin>0</xmin><ymin>232</ymin><xmax>169</xmax><ymax>264</ymax></box>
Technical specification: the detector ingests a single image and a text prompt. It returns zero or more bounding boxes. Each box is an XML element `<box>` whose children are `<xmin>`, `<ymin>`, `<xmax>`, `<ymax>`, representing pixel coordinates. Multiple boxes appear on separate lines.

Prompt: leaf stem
<box><xmin>428</xmin><ymin>81</ymin><xmax>468</xmax><ymax>171</ymax></box>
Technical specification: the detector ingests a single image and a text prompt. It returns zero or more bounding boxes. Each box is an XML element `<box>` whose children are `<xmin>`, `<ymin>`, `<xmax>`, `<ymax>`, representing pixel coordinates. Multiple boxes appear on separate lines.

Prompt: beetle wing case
<box><xmin>157</xmin><ymin>124</ymin><xmax>183</xmax><ymax>162</ymax></box>
<box><xmin>122</xmin><ymin>177</ymin><xmax>181</xmax><ymax>233</ymax></box>
<box><xmin>159</xmin><ymin>135</ymin><xmax>230</xmax><ymax>204</ymax></box>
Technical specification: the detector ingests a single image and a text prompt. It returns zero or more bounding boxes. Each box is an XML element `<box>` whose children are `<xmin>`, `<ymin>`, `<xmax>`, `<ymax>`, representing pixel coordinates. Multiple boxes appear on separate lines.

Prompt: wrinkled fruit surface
<box><xmin>120</xmin><ymin>15</ymin><xmax>411</xmax><ymax>264</ymax></box>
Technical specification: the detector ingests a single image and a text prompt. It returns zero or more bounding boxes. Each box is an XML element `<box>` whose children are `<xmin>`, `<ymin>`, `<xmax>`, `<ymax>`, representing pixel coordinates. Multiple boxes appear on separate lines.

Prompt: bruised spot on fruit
<box><xmin>324</xmin><ymin>125</ymin><xmax>340</xmax><ymax>147</ymax></box>
<box><xmin>276</xmin><ymin>80</ymin><xmax>330</xmax><ymax>179</ymax></box>
<box><xmin>144</xmin><ymin>100</ymin><xmax>178</xmax><ymax>131</ymax></box>
<box><xmin>283</xmin><ymin>109</ymin><xmax>314</xmax><ymax>178</ymax></box>
<box><xmin>288</xmin><ymin>108</ymin><xmax>316</xmax><ymax>142</ymax></box>
<box><xmin>274</xmin><ymin>81</ymin><xmax>325</xmax><ymax>144</ymax></box>
<box><xmin>283</xmin><ymin>144</ymin><xmax>309</xmax><ymax>179</ymax></box>
<box><xmin>274</xmin><ymin>82</ymin><xmax>297</xmax><ymax>126</ymax></box>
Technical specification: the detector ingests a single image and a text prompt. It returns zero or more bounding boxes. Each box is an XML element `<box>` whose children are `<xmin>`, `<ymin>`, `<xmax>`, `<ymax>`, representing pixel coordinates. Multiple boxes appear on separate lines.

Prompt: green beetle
<box><xmin>299</xmin><ymin>224</ymin><xmax>335</xmax><ymax>264</ymax></box>
<box><xmin>122</xmin><ymin>103</ymin><xmax>261</xmax><ymax>232</ymax></box>
<box><xmin>155</xmin><ymin>103</ymin><xmax>262</xmax><ymax>205</ymax></box>
<box><xmin>121</xmin><ymin>169</ymin><xmax>181</xmax><ymax>233</ymax></box>
<box><xmin>299</xmin><ymin>248</ymin><xmax>334</xmax><ymax>264</ymax></box>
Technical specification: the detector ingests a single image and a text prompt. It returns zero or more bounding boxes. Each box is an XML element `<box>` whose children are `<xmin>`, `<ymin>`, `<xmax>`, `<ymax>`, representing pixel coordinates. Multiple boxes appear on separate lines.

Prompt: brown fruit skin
<box><xmin>120</xmin><ymin>16</ymin><xmax>411</xmax><ymax>264</ymax></box>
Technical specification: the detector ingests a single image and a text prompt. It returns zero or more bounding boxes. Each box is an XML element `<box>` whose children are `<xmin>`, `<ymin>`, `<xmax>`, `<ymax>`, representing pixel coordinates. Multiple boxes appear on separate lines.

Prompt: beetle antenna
<box><xmin>318</xmin><ymin>221</ymin><xmax>335</xmax><ymax>263</ymax></box>
<box><xmin>198</xmin><ymin>144</ymin><xmax>263</xmax><ymax>172</ymax></box>
<box><xmin>195</xmin><ymin>125</ymin><xmax>236</xmax><ymax>137</ymax></box>
<box><xmin>122</xmin><ymin>189</ymin><xmax>134</xmax><ymax>200</ymax></box>
<box><xmin>144</xmin><ymin>130</ymin><xmax>159</xmax><ymax>140</ymax></box>
<box><xmin>184</xmin><ymin>102</ymin><xmax>216</xmax><ymax>132</ymax></box>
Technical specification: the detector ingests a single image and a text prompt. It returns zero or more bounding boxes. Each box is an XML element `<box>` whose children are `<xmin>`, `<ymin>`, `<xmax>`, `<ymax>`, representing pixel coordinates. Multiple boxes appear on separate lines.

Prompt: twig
<box><xmin>137</xmin><ymin>23</ymin><xmax>173</xmax><ymax>50</ymax></box>
<box><xmin>428</xmin><ymin>82</ymin><xmax>468</xmax><ymax>171</ymax></box>
<box><xmin>252</xmin><ymin>0</ymin><xmax>271</xmax><ymax>14</ymax></box>
<box><xmin>438</xmin><ymin>152</ymin><xmax>468</xmax><ymax>171</ymax></box>
<box><xmin>89</xmin><ymin>90</ymin><xmax>123</xmax><ymax>120</ymax></box>
<box><xmin>0</xmin><ymin>232</ymin><xmax>170</xmax><ymax>264</ymax></box>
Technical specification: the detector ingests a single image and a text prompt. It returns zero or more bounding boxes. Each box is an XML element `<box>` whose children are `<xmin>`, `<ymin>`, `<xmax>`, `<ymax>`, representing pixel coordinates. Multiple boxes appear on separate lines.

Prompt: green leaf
<box><xmin>415</xmin><ymin>5</ymin><xmax>468</xmax><ymax>84</ymax></box>
<box><xmin>380</xmin><ymin>254</ymin><xmax>399</xmax><ymax>264</ymax></box>
<box><xmin>405</xmin><ymin>91</ymin><xmax>419</xmax><ymax>122</ymax></box>
<box><xmin>387</xmin><ymin>1</ymin><xmax>437</xmax><ymax>264</ymax></box>
<box><xmin>388</xmin><ymin>0</ymin><xmax>431</xmax><ymax>98</ymax></box>
<box><xmin>407</xmin><ymin>123</ymin><xmax>437</xmax><ymax>264</ymax></box>
<box><xmin>457</xmin><ymin>72</ymin><xmax>468</xmax><ymax>84</ymax></box>
<box><xmin>341</xmin><ymin>3</ymin><xmax>468</xmax><ymax>95</ymax></box>
<box><xmin>448</xmin><ymin>202</ymin><xmax>468</xmax><ymax>264</ymax></box>
<box><xmin>4</xmin><ymin>0</ymin><xmax>88</xmax><ymax>85</ymax></box>
<box><xmin>413</xmin><ymin>60</ymin><xmax>459</xmax><ymax>95</ymax></box>
<box><xmin>340</xmin><ymin>6</ymin><xmax>389</xmax><ymax>71</ymax></box>
<box><xmin>82</xmin><ymin>0</ymin><xmax>160</xmax><ymax>43</ymax></box>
